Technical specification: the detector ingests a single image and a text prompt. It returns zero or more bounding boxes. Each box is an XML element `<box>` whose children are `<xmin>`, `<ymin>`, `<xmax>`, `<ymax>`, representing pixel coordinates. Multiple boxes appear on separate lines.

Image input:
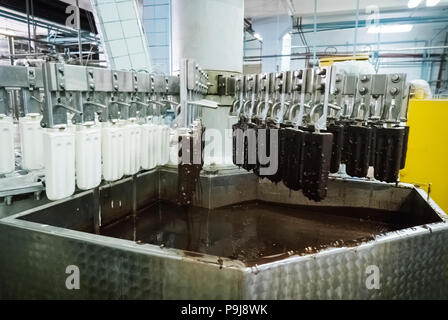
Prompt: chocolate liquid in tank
<box><xmin>99</xmin><ymin>200</ymin><xmax>410</xmax><ymax>267</ymax></box>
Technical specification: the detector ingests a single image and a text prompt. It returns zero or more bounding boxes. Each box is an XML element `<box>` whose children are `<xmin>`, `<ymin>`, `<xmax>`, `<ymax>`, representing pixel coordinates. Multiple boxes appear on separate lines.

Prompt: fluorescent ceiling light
<box><xmin>368</xmin><ymin>24</ymin><xmax>413</xmax><ymax>34</ymax></box>
<box><xmin>426</xmin><ymin>0</ymin><xmax>440</xmax><ymax>6</ymax></box>
<box><xmin>408</xmin><ymin>0</ymin><xmax>422</xmax><ymax>8</ymax></box>
<box><xmin>254</xmin><ymin>33</ymin><xmax>263</xmax><ymax>41</ymax></box>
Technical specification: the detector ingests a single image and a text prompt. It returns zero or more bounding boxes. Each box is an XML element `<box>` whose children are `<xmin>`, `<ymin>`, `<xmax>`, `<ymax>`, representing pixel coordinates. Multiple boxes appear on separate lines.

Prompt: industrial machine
<box><xmin>39</xmin><ymin>62</ymin><xmax>179</xmax><ymax>200</ymax></box>
<box><xmin>226</xmin><ymin>68</ymin><xmax>410</xmax><ymax>201</ymax></box>
<box><xmin>400</xmin><ymin>98</ymin><xmax>448</xmax><ymax>213</ymax></box>
<box><xmin>0</xmin><ymin>60</ymin><xmax>215</xmax><ymax>204</ymax></box>
<box><xmin>0</xmin><ymin>0</ymin><xmax>447</xmax><ymax>300</ymax></box>
<box><xmin>0</xmin><ymin>62</ymin><xmax>411</xmax><ymax>205</ymax></box>
<box><xmin>1</xmin><ymin>59</ymin><xmax>447</xmax><ymax>300</ymax></box>
<box><xmin>0</xmin><ymin>65</ymin><xmax>45</xmax><ymax>204</ymax></box>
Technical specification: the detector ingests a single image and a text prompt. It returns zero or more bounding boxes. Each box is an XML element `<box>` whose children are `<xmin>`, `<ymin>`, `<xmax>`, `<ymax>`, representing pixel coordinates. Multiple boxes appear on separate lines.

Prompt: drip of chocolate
<box><xmin>178</xmin><ymin>123</ymin><xmax>206</xmax><ymax>206</ymax></box>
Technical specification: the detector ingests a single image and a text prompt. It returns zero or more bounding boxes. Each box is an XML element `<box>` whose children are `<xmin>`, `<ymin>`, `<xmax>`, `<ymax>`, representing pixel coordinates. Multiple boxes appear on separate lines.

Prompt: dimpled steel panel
<box><xmin>0</xmin><ymin>221</ymin><xmax>244</xmax><ymax>299</ymax></box>
<box><xmin>1</xmin><ymin>220</ymin><xmax>447</xmax><ymax>299</ymax></box>
<box><xmin>1</xmin><ymin>171</ymin><xmax>448</xmax><ymax>300</ymax></box>
<box><xmin>242</xmin><ymin>224</ymin><xmax>448</xmax><ymax>299</ymax></box>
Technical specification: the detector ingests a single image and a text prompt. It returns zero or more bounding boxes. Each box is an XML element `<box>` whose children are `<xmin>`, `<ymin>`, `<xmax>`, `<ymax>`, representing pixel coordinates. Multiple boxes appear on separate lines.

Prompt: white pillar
<box><xmin>172</xmin><ymin>0</ymin><xmax>244</xmax><ymax>167</ymax></box>
<box><xmin>172</xmin><ymin>0</ymin><xmax>244</xmax><ymax>73</ymax></box>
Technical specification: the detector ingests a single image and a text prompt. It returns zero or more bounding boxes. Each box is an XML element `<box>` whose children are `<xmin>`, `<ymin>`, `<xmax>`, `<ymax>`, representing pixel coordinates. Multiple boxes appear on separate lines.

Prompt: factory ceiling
<box><xmin>244</xmin><ymin>0</ymin><xmax>448</xmax><ymax>19</ymax></box>
<box><xmin>0</xmin><ymin>0</ymin><xmax>97</xmax><ymax>33</ymax></box>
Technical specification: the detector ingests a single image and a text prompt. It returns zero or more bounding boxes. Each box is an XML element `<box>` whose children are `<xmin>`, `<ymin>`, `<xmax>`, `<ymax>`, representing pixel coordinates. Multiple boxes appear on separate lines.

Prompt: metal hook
<box><xmin>230</xmin><ymin>99</ymin><xmax>240</xmax><ymax>115</ymax></box>
<box><xmin>288</xmin><ymin>103</ymin><xmax>301</xmax><ymax>121</ymax></box>
<box><xmin>353</xmin><ymin>102</ymin><xmax>369</xmax><ymax>121</ymax></box>
<box><xmin>309</xmin><ymin>103</ymin><xmax>323</xmax><ymax>122</ymax></box>
<box><xmin>84</xmin><ymin>101</ymin><xmax>107</xmax><ymax>109</ymax></box>
<box><xmin>54</xmin><ymin>103</ymin><xmax>82</xmax><ymax>115</ymax></box>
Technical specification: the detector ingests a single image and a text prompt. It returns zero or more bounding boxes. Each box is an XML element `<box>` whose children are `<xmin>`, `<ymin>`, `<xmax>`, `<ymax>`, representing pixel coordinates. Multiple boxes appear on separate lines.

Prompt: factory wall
<box><xmin>251</xmin><ymin>14</ymin><xmax>292</xmax><ymax>73</ymax></box>
<box><xmin>250</xmin><ymin>16</ymin><xmax>447</xmax><ymax>93</ymax></box>
<box><xmin>171</xmin><ymin>0</ymin><xmax>244</xmax><ymax>73</ymax></box>
<box><xmin>90</xmin><ymin>0</ymin><xmax>152</xmax><ymax>71</ymax></box>
<box><xmin>142</xmin><ymin>0</ymin><xmax>171</xmax><ymax>74</ymax></box>
<box><xmin>290</xmin><ymin>23</ymin><xmax>446</xmax><ymax>84</ymax></box>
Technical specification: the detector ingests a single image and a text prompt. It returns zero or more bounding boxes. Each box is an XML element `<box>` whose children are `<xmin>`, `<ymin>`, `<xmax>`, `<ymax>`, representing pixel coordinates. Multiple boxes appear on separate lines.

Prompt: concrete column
<box><xmin>172</xmin><ymin>0</ymin><xmax>244</xmax><ymax>167</ymax></box>
<box><xmin>172</xmin><ymin>0</ymin><xmax>244</xmax><ymax>73</ymax></box>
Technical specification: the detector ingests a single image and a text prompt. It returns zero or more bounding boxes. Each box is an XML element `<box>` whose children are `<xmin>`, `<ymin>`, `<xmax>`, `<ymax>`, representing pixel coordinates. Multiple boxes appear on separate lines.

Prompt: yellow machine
<box><xmin>400</xmin><ymin>99</ymin><xmax>448</xmax><ymax>212</ymax></box>
<box><xmin>319</xmin><ymin>54</ymin><xmax>369</xmax><ymax>67</ymax></box>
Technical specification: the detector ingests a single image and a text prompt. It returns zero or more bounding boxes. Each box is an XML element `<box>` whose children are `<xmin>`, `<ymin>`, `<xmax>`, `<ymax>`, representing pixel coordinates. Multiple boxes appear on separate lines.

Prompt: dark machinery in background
<box><xmin>223</xmin><ymin>68</ymin><xmax>410</xmax><ymax>201</ymax></box>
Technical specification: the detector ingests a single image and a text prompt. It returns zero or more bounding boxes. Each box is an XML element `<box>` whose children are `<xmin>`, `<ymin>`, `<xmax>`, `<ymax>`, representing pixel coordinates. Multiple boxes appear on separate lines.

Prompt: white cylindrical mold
<box><xmin>43</xmin><ymin>128</ymin><xmax>75</xmax><ymax>201</ymax></box>
<box><xmin>141</xmin><ymin>123</ymin><xmax>157</xmax><ymax>170</ymax></box>
<box><xmin>159</xmin><ymin>125</ymin><xmax>170</xmax><ymax>166</ymax></box>
<box><xmin>168</xmin><ymin>130</ymin><xmax>179</xmax><ymax>166</ymax></box>
<box><xmin>67</xmin><ymin>113</ymin><xmax>77</xmax><ymax>133</ymax></box>
<box><xmin>75</xmin><ymin>125</ymin><xmax>102</xmax><ymax>190</ymax></box>
<box><xmin>102</xmin><ymin>123</ymin><xmax>124</xmax><ymax>182</ymax></box>
<box><xmin>123</xmin><ymin>122</ymin><xmax>142</xmax><ymax>175</ymax></box>
<box><xmin>172</xmin><ymin>0</ymin><xmax>244</xmax><ymax>73</ymax></box>
<box><xmin>0</xmin><ymin>116</ymin><xmax>15</xmax><ymax>174</ymax></box>
<box><xmin>154</xmin><ymin>125</ymin><xmax>163</xmax><ymax>166</ymax></box>
<box><xmin>225</xmin><ymin>115</ymin><xmax>239</xmax><ymax>165</ymax></box>
<box><xmin>19</xmin><ymin>114</ymin><xmax>44</xmax><ymax>170</ymax></box>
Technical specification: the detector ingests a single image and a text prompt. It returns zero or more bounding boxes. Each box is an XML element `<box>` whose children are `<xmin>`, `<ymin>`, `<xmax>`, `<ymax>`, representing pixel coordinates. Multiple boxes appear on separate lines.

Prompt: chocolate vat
<box><xmin>0</xmin><ymin>168</ymin><xmax>447</xmax><ymax>299</ymax></box>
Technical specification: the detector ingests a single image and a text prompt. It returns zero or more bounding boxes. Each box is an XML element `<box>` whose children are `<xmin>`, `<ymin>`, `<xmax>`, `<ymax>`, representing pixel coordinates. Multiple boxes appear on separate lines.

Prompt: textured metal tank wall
<box><xmin>1</xmin><ymin>169</ymin><xmax>447</xmax><ymax>299</ymax></box>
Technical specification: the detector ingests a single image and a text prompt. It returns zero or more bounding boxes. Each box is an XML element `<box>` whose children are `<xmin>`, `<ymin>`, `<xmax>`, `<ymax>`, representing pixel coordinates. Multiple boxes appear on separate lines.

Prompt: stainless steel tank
<box><xmin>0</xmin><ymin>168</ymin><xmax>447</xmax><ymax>299</ymax></box>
